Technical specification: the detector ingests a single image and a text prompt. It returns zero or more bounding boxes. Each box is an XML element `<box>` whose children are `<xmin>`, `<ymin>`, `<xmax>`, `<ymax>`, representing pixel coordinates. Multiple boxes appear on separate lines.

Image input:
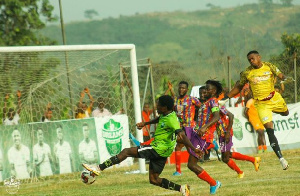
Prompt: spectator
<box><xmin>41</xmin><ymin>103</ymin><xmax>53</xmax><ymax>122</ymax></box>
<box><xmin>92</xmin><ymin>97</ymin><xmax>123</xmax><ymax>118</ymax></box>
<box><xmin>141</xmin><ymin>103</ymin><xmax>153</xmax><ymax>143</ymax></box>
<box><xmin>8</xmin><ymin>129</ymin><xmax>31</xmax><ymax>179</ymax></box>
<box><xmin>75</xmin><ymin>87</ymin><xmax>94</xmax><ymax>119</ymax></box>
<box><xmin>3</xmin><ymin>90</ymin><xmax>21</xmax><ymax>125</ymax></box>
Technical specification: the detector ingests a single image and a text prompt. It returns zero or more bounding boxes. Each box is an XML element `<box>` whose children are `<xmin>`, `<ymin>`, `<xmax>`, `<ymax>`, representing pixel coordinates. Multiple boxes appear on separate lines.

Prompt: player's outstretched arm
<box><xmin>219</xmin><ymin>82</ymin><xmax>243</xmax><ymax>106</ymax></box>
<box><xmin>136</xmin><ymin>116</ymin><xmax>159</xmax><ymax>129</ymax></box>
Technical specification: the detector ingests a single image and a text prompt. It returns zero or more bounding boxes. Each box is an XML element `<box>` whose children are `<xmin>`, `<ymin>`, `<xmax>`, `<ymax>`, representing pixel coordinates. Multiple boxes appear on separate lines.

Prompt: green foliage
<box><xmin>270</xmin><ymin>33</ymin><xmax>300</xmax><ymax>102</ymax></box>
<box><xmin>84</xmin><ymin>9</ymin><xmax>99</xmax><ymax>20</ymax></box>
<box><xmin>0</xmin><ymin>0</ymin><xmax>57</xmax><ymax>46</ymax></box>
<box><xmin>40</xmin><ymin>4</ymin><xmax>300</xmax><ymax>85</ymax></box>
<box><xmin>280</xmin><ymin>0</ymin><xmax>293</xmax><ymax>6</ymax></box>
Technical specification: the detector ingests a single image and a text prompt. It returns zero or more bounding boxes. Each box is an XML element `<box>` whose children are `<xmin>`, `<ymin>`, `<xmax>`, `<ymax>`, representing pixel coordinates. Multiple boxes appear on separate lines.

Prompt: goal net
<box><xmin>0</xmin><ymin>44</ymin><xmax>146</xmax><ymax>184</ymax></box>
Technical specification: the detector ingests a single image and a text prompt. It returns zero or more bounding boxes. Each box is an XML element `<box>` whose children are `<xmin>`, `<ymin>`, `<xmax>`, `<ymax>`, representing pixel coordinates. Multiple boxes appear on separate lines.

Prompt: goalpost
<box><xmin>0</xmin><ymin>44</ymin><xmax>146</xmax><ymax>181</ymax></box>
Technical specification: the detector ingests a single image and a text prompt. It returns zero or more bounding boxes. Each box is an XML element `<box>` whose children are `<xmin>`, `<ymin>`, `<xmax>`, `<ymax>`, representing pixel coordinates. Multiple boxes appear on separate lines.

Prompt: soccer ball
<box><xmin>81</xmin><ymin>170</ymin><xmax>96</xmax><ymax>185</ymax></box>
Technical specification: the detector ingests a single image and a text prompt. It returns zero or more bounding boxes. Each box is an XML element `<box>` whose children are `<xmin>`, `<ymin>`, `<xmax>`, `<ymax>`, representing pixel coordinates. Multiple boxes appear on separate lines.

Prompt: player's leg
<box><xmin>145</xmin><ymin>150</ymin><xmax>190</xmax><ymax>195</ymax></box>
<box><xmin>222</xmin><ymin>151</ymin><xmax>244</xmax><ymax>178</ymax></box>
<box><xmin>173</xmin><ymin>141</ymin><xmax>184</xmax><ymax>176</ymax></box>
<box><xmin>256</xmin><ymin>97</ymin><xmax>289</xmax><ymax>169</ymax></box>
<box><xmin>220</xmin><ymin>136</ymin><xmax>244</xmax><ymax>177</ymax></box>
<box><xmin>187</xmin><ymin>155</ymin><xmax>221</xmax><ymax>194</ymax></box>
<box><xmin>250</xmin><ymin>114</ymin><xmax>266</xmax><ymax>153</ymax></box>
<box><xmin>256</xmin><ymin>129</ymin><xmax>266</xmax><ymax>153</ymax></box>
<box><xmin>83</xmin><ymin>146</ymin><xmax>139</xmax><ymax>175</ymax></box>
<box><xmin>186</xmin><ymin>130</ymin><xmax>221</xmax><ymax>194</ymax></box>
<box><xmin>148</xmin><ymin>154</ymin><xmax>190</xmax><ymax>195</ymax></box>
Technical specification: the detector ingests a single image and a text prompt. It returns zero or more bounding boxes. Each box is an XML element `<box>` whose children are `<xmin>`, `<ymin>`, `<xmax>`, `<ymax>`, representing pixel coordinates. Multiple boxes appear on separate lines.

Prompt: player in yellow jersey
<box><xmin>220</xmin><ymin>50</ymin><xmax>291</xmax><ymax>170</ymax></box>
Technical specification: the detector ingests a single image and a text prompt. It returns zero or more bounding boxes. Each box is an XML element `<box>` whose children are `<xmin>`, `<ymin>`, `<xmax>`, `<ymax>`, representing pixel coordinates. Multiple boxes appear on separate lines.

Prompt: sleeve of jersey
<box><xmin>239</xmin><ymin>70</ymin><xmax>248</xmax><ymax>86</ymax></box>
<box><xmin>192</xmin><ymin>97</ymin><xmax>201</xmax><ymax>107</ymax></box>
<box><xmin>168</xmin><ymin>115</ymin><xmax>181</xmax><ymax>132</ymax></box>
<box><xmin>220</xmin><ymin>106</ymin><xmax>227</xmax><ymax>115</ymax></box>
<box><xmin>210</xmin><ymin>99</ymin><xmax>220</xmax><ymax>113</ymax></box>
<box><xmin>267</xmin><ymin>62</ymin><xmax>282</xmax><ymax>76</ymax></box>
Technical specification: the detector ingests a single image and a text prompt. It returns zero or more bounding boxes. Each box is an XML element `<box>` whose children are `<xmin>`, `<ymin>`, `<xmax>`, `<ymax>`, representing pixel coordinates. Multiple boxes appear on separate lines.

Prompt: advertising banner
<box><xmin>228</xmin><ymin>103</ymin><xmax>300</xmax><ymax>154</ymax></box>
<box><xmin>0</xmin><ymin>116</ymin><xmax>131</xmax><ymax>181</ymax></box>
<box><xmin>94</xmin><ymin>114</ymin><xmax>133</xmax><ymax>168</ymax></box>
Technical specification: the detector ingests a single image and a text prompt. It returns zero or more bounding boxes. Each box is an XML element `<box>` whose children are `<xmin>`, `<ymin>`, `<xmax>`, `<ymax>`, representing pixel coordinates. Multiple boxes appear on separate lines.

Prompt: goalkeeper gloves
<box><xmin>280</xmin><ymin>77</ymin><xmax>295</xmax><ymax>84</ymax></box>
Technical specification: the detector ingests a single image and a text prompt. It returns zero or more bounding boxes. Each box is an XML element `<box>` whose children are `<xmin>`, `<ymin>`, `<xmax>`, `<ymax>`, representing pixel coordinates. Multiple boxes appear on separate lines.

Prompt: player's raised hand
<box><xmin>136</xmin><ymin>122</ymin><xmax>146</xmax><ymax>130</ymax></box>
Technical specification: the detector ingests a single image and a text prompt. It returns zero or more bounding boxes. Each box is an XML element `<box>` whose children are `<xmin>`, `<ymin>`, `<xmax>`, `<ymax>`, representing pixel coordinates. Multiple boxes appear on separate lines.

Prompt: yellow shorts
<box><xmin>254</xmin><ymin>91</ymin><xmax>288</xmax><ymax>124</ymax></box>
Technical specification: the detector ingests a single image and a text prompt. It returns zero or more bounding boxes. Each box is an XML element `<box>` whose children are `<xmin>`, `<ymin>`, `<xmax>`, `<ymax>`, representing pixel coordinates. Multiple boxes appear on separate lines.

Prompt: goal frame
<box><xmin>0</xmin><ymin>44</ymin><xmax>146</xmax><ymax>173</ymax></box>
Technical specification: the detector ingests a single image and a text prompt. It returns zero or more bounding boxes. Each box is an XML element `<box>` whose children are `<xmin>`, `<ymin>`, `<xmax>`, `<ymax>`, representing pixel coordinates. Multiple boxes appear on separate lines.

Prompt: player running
<box><xmin>217</xmin><ymin>104</ymin><xmax>261</xmax><ymax>178</ymax></box>
<box><xmin>83</xmin><ymin>95</ymin><xmax>202</xmax><ymax>196</ymax></box>
<box><xmin>165</xmin><ymin>81</ymin><xmax>201</xmax><ymax>176</ymax></box>
<box><xmin>183</xmin><ymin>80</ymin><xmax>224</xmax><ymax>195</ymax></box>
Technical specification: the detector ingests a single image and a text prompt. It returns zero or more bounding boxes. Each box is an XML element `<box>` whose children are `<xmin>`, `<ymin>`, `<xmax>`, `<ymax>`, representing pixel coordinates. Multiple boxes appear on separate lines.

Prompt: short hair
<box><xmin>179</xmin><ymin>81</ymin><xmax>189</xmax><ymax>88</ymax></box>
<box><xmin>247</xmin><ymin>50</ymin><xmax>259</xmax><ymax>56</ymax></box>
<box><xmin>205</xmin><ymin>80</ymin><xmax>223</xmax><ymax>97</ymax></box>
<box><xmin>97</xmin><ymin>97</ymin><xmax>104</xmax><ymax>103</ymax></box>
<box><xmin>158</xmin><ymin>95</ymin><xmax>174</xmax><ymax>110</ymax></box>
<box><xmin>199</xmin><ymin>86</ymin><xmax>205</xmax><ymax>91</ymax></box>
<box><xmin>82</xmin><ymin>123</ymin><xmax>88</xmax><ymax>127</ymax></box>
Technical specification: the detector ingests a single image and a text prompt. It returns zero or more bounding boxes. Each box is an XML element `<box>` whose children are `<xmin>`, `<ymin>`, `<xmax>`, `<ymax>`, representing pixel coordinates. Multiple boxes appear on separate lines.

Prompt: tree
<box><xmin>280</xmin><ymin>0</ymin><xmax>293</xmax><ymax>6</ymax></box>
<box><xmin>259</xmin><ymin>0</ymin><xmax>273</xmax><ymax>4</ymax></box>
<box><xmin>280</xmin><ymin>33</ymin><xmax>300</xmax><ymax>57</ymax></box>
<box><xmin>0</xmin><ymin>0</ymin><xmax>57</xmax><ymax>46</ymax></box>
<box><xmin>84</xmin><ymin>9</ymin><xmax>99</xmax><ymax>20</ymax></box>
<box><xmin>270</xmin><ymin>33</ymin><xmax>300</xmax><ymax>103</ymax></box>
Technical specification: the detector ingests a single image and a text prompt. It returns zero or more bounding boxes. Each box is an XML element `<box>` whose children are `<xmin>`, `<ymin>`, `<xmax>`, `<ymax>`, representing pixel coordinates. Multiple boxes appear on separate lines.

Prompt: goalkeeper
<box><xmin>220</xmin><ymin>50</ymin><xmax>292</xmax><ymax>170</ymax></box>
<box><xmin>83</xmin><ymin>95</ymin><xmax>203</xmax><ymax>196</ymax></box>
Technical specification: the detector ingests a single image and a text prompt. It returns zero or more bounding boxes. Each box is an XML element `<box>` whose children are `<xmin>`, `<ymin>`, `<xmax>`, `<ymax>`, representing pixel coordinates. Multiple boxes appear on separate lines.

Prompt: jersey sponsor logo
<box><xmin>252</xmin><ymin>75</ymin><xmax>270</xmax><ymax>84</ymax></box>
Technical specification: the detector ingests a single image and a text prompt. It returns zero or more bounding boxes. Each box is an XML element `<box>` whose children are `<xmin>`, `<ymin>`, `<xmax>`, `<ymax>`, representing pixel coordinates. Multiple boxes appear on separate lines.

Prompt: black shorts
<box><xmin>137</xmin><ymin>145</ymin><xmax>167</xmax><ymax>174</ymax></box>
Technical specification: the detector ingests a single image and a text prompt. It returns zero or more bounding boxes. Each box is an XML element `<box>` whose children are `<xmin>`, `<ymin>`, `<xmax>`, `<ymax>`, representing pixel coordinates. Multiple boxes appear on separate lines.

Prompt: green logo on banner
<box><xmin>102</xmin><ymin>119</ymin><xmax>124</xmax><ymax>156</ymax></box>
<box><xmin>233</xmin><ymin>118</ymin><xmax>243</xmax><ymax>140</ymax></box>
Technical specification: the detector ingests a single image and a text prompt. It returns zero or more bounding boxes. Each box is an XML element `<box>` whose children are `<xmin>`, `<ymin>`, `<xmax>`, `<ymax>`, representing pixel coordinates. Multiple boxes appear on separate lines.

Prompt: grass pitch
<box><xmin>1</xmin><ymin>149</ymin><xmax>299</xmax><ymax>196</ymax></box>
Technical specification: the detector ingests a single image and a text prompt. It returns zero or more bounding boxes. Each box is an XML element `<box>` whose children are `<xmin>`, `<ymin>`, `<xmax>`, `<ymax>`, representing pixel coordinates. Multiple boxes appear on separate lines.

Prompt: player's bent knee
<box><xmin>222</xmin><ymin>157</ymin><xmax>229</xmax><ymax>163</ymax></box>
<box><xmin>187</xmin><ymin>162</ymin><xmax>198</xmax><ymax>172</ymax></box>
<box><xmin>149</xmin><ymin>177</ymin><xmax>159</xmax><ymax>186</ymax></box>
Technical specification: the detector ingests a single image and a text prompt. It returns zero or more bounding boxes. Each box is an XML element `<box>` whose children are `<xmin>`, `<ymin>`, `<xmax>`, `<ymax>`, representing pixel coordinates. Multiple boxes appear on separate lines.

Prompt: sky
<box><xmin>51</xmin><ymin>0</ymin><xmax>300</xmax><ymax>23</ymax></box>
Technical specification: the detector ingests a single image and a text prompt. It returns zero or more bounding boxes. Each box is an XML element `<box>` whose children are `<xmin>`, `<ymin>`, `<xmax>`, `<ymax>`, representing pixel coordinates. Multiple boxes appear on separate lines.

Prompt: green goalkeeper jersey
<box><xmin>151</xmin><ymin>111</ymin><xmax>181</xmax><ymax>157</ymax></box>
